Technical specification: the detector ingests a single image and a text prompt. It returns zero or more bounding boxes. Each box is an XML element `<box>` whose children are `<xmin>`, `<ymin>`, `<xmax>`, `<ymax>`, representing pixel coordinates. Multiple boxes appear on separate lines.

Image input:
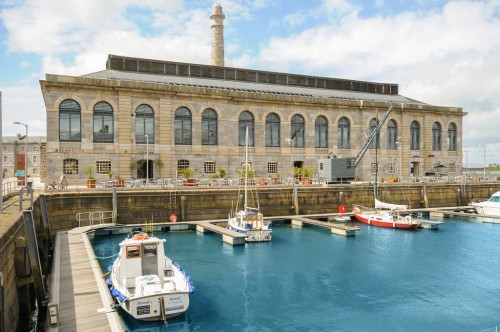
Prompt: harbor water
<box><xmin>92</xmin><ymin>217</ymin><xmax>500</xmax><ymax>331</ymax></box>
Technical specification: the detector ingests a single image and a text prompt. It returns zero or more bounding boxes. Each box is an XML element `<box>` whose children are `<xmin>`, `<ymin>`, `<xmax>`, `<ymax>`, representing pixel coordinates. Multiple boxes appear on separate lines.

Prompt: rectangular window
<box><xmin>33</xmin><ymin>168</ymin><xmax>38</xmax><ymax>174</ymax></box>
<box><xmin>32</xmin><ymin>155</ymin><xmax>38</xmax><ymax>164</ymax></box>
<box><xmin>204</xmin><ymin>161</ymin><xmax>216</xmax><ymax>174</ymax></box>
<box><xmin>32</xmin><ymin>146</ymin><xmax>38</xmax><ymax>152</ymax></box>
<box><xmin>449</xmin><ymin>162</ymin><xmax>456</xmax><ymax>174</ymax></box>
<box><xmin>177</xmin><ymin>159</ymin><xmax>190</xmax><ymax>170</ymax></box>
<box><xmin>96</xmin><ymin>160</ymin><xmax>111</xmax><ymax>175</ymax></box>
<box><xmin>20</xmin><ymin>146</ymin><xmax>25</xmax><ymax>152</ymax></box>
<box><xmin>371</xmin><ymin>162</ymin><xmax>379</xmax><ymax>175</ymax></box>
<box><xmin>2</xmin><ymin>146</ymin><xmax>6</xmax><ymax>152</ymax></box>
<box><xmin>388</xmin><ymin>162</ymin><xmax>395</xmax><ymax>173</ymax></box>
<box><xmin>63</xmin><ymin>159</ymin><xmax>79</xmax><ymax>175</ymax></box>
<box><xmin>3</xmin><ymin>156</ymin><xmax>7</xmax><ymax>163</ymax></box>
<box><xmin>267</xmin><ymin>161</ymin><xmax>278</xmax><ymax>174</ymax></box>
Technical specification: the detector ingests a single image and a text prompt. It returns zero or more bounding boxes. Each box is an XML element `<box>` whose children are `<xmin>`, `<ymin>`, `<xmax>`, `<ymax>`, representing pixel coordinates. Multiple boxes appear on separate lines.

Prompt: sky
<box><xmin>1</xmin><ymin>0</ymin><xmax>500</xmax><ymax>166</ymax></box>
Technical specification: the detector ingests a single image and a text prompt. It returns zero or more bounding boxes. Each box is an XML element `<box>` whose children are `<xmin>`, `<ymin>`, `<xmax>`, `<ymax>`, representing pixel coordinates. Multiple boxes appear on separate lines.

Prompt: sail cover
<box><xmin>375</xmin><ymin>198</ymin><xmax>407</xmax><ymax>211</ymax></box>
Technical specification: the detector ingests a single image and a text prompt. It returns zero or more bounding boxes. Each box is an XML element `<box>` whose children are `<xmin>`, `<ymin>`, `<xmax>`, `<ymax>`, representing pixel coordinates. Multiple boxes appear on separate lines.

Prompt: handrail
<box><xmin>76</xmin><ymin>210</ymin><xmax>116</xmax><ymax>227</ymax></box>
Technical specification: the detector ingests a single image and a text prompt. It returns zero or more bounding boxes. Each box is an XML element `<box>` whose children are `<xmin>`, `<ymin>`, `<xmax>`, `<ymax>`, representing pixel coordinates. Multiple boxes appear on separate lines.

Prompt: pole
<box><xmin>145</xmin><ymin>134</ymin><xmax>149</xmax><ymax>186</ymax></box>
<box><xmin>14</xmin><ymin>122</ymin><xmax>28</xmax><ymax>186</ymax></box>
<box><xmin>0</xmin><ymin>91</ymin><xmax>3</xmax><ymax>214</ymax></box>
<box><xmin>483</xmin><ymin>145</ymin><xmax>486</xmax><ymax>180</ymax></box>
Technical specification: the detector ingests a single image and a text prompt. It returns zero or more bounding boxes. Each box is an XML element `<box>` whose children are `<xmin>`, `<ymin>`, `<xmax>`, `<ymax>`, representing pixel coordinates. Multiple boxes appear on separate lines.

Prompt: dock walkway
<box><xmin>189</xmin><ymin>221</ymin><xmax>247</xmax><ymax>245</ymax></box>
<box><xmin>49</xmin><ymin>226</ymin><xmax>121</xmax><ymax>331</ymax></box>
<box><xmin>290</xmin><ymin>216</ymin><xmax>360</xmax><ymax>236</ymax></box>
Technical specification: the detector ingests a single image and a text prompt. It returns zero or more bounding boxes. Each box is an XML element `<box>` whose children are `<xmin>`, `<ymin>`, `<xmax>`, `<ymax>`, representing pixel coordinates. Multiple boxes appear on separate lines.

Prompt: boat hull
<box><xmin>120</xmin><ymin>292</ymin><xmax>189</xmax><ymax>321</ymax></box>
<box><xmin>353</xmin><ymin>213</ymin><xmax>421</xmax><ymax>229</ymax></box>
<box><xmin>471</xmin><ymin>203</ymin><xmax>500</xmax><ymax>216</ymax></box>
<box><xmin>228</xmin><ymin>225</ymin><xmax>272</xmax><ymax>242</ymax></box>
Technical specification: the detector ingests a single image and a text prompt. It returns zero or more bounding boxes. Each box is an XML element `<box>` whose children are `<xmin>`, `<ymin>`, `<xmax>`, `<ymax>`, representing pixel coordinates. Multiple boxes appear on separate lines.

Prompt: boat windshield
<box><xmin>489</xmin><ymin>196</ymin><xmax>500</xmax><ymax>202</ymax></box>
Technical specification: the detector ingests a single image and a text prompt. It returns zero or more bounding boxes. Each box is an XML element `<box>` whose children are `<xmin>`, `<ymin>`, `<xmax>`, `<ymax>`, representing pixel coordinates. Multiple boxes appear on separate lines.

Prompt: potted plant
<box><xmin>179</xmin><ymin>168</ymin><xmax>196</xmax><ymax>186</ymax></box>
<box><xmin>292</xmin><ymin>167</ymin><xmax>303</xmax><ymax>179</ymax></box>
<box><xmin>270</xmin><ymin>173</ymin><xmax>282</xmax><ymax>184</ymax></box>
<box><xmin>86</xmin><ymin>165</ymin><xmax>96</xmax><ymax>188</ymax></box>
<box><xmin>387</xmin><ymin>174</ymin><xmax>398</xmax><ymax>183</ymax></box>
<box><xmin>115</xmin><ymin>175</ymin><xmax>125</xmax><ymax>187</ymax></box>
<box><xmin>301</xmin><ymin>167</ymin><xmax>315</xmax><ymax>184</ymax></box>
<box><xmin>238</xmin><ymin>165</ymin><xmax>256</xmax><ymax>185</ymax></box>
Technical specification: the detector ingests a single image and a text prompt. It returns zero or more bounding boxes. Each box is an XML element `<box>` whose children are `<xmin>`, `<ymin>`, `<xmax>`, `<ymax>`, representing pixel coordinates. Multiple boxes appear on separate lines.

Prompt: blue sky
<box><xmin>1</xmin><ymin>0</ymin><xmax>500</xmax><ymax>165</ymax></box>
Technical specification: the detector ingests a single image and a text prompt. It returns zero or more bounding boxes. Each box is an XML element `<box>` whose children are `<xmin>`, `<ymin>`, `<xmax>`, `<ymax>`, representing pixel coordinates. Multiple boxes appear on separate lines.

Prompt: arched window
<box><xmin>337</xmin><ymin>117</ymin><xmax>350</xmax><ymax>148</ymax></box>
<box><xmin>238</xmin><ymin>111</ymin><xmax>255</xmax><ymax>146</ymax></box>
<box><xmin>265</xmin><ymin>113</ymin><xmax>280</xmax><ymax>147</ymax></box>
<box><xmin>174</xmin><ymin>107</ymin><xmax>192</xmax><ymax>145</ymax></box>
<box><xmin>135</xmin><ymin>104</ymin><xmax>154</xmax><ymax>144</ymax></box>
<box><xmin>410</xmin><ymin>121</ymin><xmax>420</xmax><ymax>150</ymax></box>
<box><xmin>59</xmin><ymin>99</ymin><xmax>81</xmax><ymax>142</ymax></box>
<box><xmin>448</xmin><ymin>123</ymin><xmax>457</xmax><ymax>151</ymax></box>
<box><xmin>315</xmin><ymin>116</ymin><xmax>328</xmax><ymax>148</ymax></box>
<box><xmin>291</xmin><ymin>114</ymin><xmax>305</xmax><ymax>148</ymax></box>
<box><xmin>369</xmin><ymin>118</ymin><xmax>380</xmax><ymax>149</ymax></box>
<box><xmin>387</xmin><ymin>120</ymin><xmax>398</xmax><ymax>150</ymax></box>
<box><xmin>93</xmin><ymin>102</ymin><xmax>113</xmax><ymax>143</ymax></box>
<box><xmin>432</xmin><ymin>122</ymin><xmax>442</xmax><ymax>150</ymax></box>
<box><xmin>202</xmin><ymin>108</ymin><xmax>218</xmax><ymax>145</ymax></box>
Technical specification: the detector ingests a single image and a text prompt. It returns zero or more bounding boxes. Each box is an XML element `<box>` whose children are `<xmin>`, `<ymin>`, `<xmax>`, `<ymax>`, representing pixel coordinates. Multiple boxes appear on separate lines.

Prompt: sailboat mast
<box><xmin>374</xmin><ymin>112</ymin><xmax>379</xmax><ymax>200</ymax></box>
<box><xmin>244</xmin><ymin>126</ymin><xmax>249</xmax><ymax>209</ymax></box>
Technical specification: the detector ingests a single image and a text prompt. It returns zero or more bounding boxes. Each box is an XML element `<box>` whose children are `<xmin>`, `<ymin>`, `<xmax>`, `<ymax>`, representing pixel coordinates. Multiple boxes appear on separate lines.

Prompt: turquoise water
<box><xmin>92</xmin><ymin>219</ymin><xmax>500</xmax><ymax>331</ymax></box>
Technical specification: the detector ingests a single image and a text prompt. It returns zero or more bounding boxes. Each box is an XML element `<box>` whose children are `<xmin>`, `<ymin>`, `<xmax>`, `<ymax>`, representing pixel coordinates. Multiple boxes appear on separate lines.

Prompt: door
<box><xmin>16</xmin><ymin>154</ymin><xmax>26</xmax><ymax>185</ymax></box>
<box><xmin>142</xmin><ymin>243</ymin><xmax>158</xmax><ymax>275</ymax></box>
<box><xmin>137</xmin><ymin>159</ymin><xmax>153</xmax><ymax>179</ymax></box>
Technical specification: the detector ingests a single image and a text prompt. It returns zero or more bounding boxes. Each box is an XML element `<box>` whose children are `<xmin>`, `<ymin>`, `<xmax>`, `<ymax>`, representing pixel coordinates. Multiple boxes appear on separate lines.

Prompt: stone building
<box><xmin>1</xmin><ymin>136</ymin><xmax>46</xmax><ymax>179</ymax></box>
<box><xmin>40</xmin><ymin>5</ymin><xmax>465</xmax><ymax>185</ymax></box>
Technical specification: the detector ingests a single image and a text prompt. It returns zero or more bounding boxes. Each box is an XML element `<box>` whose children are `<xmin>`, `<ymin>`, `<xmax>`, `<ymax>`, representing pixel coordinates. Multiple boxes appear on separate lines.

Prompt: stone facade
<box><xmin>1</xmin><ymin>136</ymin><xmax>45</xmax><ymax>178</ymax></box>
<box><xmin>39</xmin><ymin>54</ymin><xmax>465</xmax><ymax>185</ymax></box>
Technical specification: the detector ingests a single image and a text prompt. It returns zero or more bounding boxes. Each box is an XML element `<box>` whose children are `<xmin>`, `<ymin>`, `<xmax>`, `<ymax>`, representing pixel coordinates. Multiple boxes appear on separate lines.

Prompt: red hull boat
<box><xmin>353</xmin><ymin>210</ymin><xmax>421</xmax><ymax>229</ymax></box>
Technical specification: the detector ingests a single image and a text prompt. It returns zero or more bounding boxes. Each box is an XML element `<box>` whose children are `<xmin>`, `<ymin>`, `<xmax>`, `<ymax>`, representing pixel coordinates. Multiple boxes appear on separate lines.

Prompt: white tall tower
<box><xmin>210</xmin><ymin>4</ymin><xmax>225</xmax><ymax>67</ymax></box>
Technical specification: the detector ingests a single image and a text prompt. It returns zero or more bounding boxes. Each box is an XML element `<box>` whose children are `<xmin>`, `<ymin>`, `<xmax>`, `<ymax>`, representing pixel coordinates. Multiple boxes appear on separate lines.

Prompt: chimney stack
<box><xmin>210</xmin><ymin>4</ymin><xmax>225</xmax><ymax>67</ymax></box>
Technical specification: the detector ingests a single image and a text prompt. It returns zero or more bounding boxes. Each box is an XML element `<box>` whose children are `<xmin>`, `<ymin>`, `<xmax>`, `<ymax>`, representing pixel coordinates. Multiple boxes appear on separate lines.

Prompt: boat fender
<box><xmin>405</xmin><ymin>216</ymin><xmax>412</xmax><ymax>223</ymax></box>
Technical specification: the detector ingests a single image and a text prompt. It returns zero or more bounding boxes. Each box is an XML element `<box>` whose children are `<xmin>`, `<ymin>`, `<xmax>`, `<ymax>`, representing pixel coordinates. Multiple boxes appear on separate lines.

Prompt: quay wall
<box><xmin>42</xmin><ymin>182</ymin><xmax>500</xmax><ymax>234</ymax></box>
<box><xmin>2</xmin><ymin>181</ymin><xmax>500</xmax><ymax>329</ymax></box>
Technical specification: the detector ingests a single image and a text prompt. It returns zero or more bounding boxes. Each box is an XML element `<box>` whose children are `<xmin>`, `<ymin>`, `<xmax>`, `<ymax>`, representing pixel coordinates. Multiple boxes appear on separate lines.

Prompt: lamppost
<box><xmin>463</xmin><ymin>150</ymin><xmax>470</xmax><ymax>177</ymax></box>
<box><xmin>287</xmin><ymin>138</ymin><xmax>295</xmax><ymax>177</ymax></box>
<box><xmin>13</xmin><ymin>121</ymin><xmax>28</xmax><ymax>186</ymax></box>
<box><xmin>478</xmin><ymin>144</ymin><xmax>486</xmax><ymax>180</ymax></box>
<box><xmin>145</xmin><ymin>134</ymin><xmax>149</xmax><ymax>186</ymax></box>
<box><xmin>396</xmin><ymin>141</ymin><xmax>402</xmax><ymax>179</ymax></box>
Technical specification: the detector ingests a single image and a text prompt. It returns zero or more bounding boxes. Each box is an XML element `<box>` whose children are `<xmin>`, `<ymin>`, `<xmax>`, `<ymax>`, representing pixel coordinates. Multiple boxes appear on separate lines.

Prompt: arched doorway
<box><xmin>137</xmin><ymin>159</ymin><xmax>153</xmax><ymax>180</ymax></box>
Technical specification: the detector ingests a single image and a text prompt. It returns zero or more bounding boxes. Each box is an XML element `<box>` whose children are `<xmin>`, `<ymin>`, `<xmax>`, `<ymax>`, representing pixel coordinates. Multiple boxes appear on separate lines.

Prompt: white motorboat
<box><xmin>106</xmin><ymin>232</ymin><xmax>195</xmax><ymax>321</ymax></box>
<box><xmin>471</xmin><ymin>191</ymin><xmax>500</xmax><ymax>216</ymax></box>
<box><xmin>227</xmin><ymin>126</ymin><xmax>272</xmax><ymax>242</ymax></box>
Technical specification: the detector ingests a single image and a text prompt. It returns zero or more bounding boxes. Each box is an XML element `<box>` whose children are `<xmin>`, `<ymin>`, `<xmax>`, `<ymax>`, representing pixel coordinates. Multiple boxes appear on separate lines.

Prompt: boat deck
<box><xmin>48</xmin><ymin>226</ymin><xmax>122</xmax><ymax>332</ymax></box>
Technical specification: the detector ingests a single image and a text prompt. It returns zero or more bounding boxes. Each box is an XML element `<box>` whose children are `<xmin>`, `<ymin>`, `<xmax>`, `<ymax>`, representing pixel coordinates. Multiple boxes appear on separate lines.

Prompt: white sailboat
<box><xmin>106</xmin><ymin>231</ymin><xmax>195</xmax><ymax>321</ymax></box>
<box><xmin>227</xmin><ymin>127</ymin><xmax>272</xmax><ymax>242</ymax></box>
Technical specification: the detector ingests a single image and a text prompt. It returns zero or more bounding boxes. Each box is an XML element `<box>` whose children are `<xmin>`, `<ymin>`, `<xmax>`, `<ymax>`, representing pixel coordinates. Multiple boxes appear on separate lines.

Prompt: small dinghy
<box><xmin>106</xmin><ymin>232</ymin><xmax>195</xmax><ymax>321</ymax></box>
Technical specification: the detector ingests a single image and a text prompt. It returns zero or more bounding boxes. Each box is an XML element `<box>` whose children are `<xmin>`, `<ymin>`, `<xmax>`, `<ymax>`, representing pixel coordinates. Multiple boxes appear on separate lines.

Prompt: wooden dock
<box><xmin>189</xmin><ymin>221</ymin><xmax>248</xmax><ymax>245</ymax></box>
<box><xmin>48</xmin><ymin>226</ymin><xmax>122</xmax><ymax>331</ymax></box>
<box><xmin>289</xmin><ymin>216</ymin><xmax>360</xmax><ymax>237</ymax></box>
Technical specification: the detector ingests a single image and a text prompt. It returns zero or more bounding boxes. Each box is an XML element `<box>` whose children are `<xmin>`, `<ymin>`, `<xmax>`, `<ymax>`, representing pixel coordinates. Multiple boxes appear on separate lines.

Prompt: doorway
<box><xmin>410</xmin><ymin>161</ymin><xmax>420</xmax><ymax>177</ymax></box>
<box><xmin>137</xmin><ymin>159</ymin><xmax>153</xmax><ymax>179</ymax></box>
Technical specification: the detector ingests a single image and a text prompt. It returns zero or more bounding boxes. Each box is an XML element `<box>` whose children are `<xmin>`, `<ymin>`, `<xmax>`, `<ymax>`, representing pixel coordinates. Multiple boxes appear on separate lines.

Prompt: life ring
<box><xmin>170</xmin><ymin>213</ymin><xmax>177</xmax><ymax>223</ymax></box>
<box><xmin>404</xmin><ymin>216</ymin><xmax>412</xmax><ymax>223</ymax></box>
<box><xmin>258</xmin><ymin>178</ymin><xmax>265</xmax><ymax>186</ymax></box>
<box><xmin>133</xmin><ymin>233</ymin><xmax>148</xmax><ymax>240</ymax></box>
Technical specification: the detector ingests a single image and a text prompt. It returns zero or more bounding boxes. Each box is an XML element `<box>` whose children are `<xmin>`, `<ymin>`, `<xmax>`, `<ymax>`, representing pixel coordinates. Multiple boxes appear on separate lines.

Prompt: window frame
<box><xmin>93</xmin><ymin>101</ymin><xmax>114</xmax><ymax>143</ymax></box>
<box><xmin>135</xmin><ymin>104</ymin><xmax>155</xmax><ymax>144</ymax></box>
<box><xmin>202</xmin><ymin>108</ymin><xmax>218</xmax><ymax>146</ymax></box>
<box><xmin>59</xmin><ymin>99</ymin><xmax>81</xmax><ymax>142</ymax></box>
<box><xmin>315</xmin><ymin>116</ymin><xmax>328</xmax><ymax>148</ymax></box>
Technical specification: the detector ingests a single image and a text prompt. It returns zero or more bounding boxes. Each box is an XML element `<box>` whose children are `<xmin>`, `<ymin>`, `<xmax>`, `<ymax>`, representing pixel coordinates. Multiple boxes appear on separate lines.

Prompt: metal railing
<box><xmin>2</xmin><ymin>180</ymin><xmax>18</xmax><ymax>196</ymax></box>
<box><xmin>76</xmin><ymin>211</ymin><xmax>115</xmax><ymax>227</ymax></box>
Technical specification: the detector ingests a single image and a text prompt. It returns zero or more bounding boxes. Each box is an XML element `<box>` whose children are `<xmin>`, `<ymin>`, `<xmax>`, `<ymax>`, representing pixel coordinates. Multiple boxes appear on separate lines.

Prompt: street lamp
<box><xmin>396</xmin><ymin>141</ymin><xmax>402</xmax><ymax>179</ymax></box>
<box><xmin>287</xmin><ymin>138</ymin><xmax>295</xmax><ymax>177</ymax></box>
<box><xmin>13</xmin><ymin>121</ymin><xmax>28</xmax><ymax>186</ymax></box>
<box><xmin>463</xmin><ymin>150</ymin><xmax>470</xmax><ymax>177</ymax></box>
<box><xmin>145</xmin><ymin>134</ymin><xmax>149</xmax><ymax>186</ymax></box>
<box><xmin>478</xmin><ymin>144</ymin><xmax>486</xmax><ymax>180</ymax></box>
